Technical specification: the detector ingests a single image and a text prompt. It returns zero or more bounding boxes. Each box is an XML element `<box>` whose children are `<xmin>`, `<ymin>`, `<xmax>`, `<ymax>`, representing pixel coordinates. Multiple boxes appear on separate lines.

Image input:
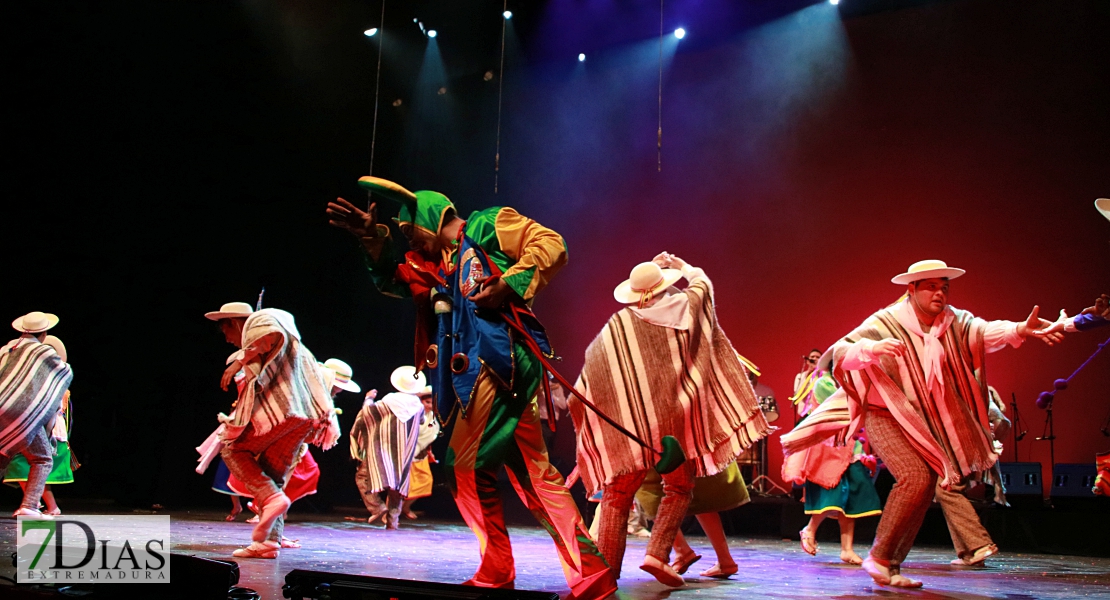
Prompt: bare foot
<box><xmin>840</xmin><ymin>550</ymin><xmax>864</xmax><ymax>565</ymax></box>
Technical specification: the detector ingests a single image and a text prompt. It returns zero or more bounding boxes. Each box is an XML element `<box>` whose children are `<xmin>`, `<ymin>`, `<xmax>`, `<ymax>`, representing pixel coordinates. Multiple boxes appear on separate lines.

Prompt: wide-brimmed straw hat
<box><xmin>12</xmin><ymin>311</ymin><xmax>59</xmax><ymax>334</ymax></box>
<box><xmin>891</xmin><ymin>259</ymin><xmax>965</xmax><ymax>285</ymax></box>
<box><xmin>44</xmin><ymin>335</ymin><xmax>67</xmax><ymax>362</ymax></box>
<box><xmin>390</xmin><ymin>366</ymin><xmax>427</xmax><ymax>395</ymax></box>
<box><xmin>205</xmin><ymin>302</ymin><xmax>254</xmax><ymax>321</ymax></box>
<box><xmin>613</xmin><ymin>262</ymin><xmax>683</xmax><ymax>304</ymax></box>
<box><xmin>323</xmin><ymin>358</ymin><xmax>360</xmax><ymax>393</ymax></box>
<box><xmin>1097</xmin><ymin>198</ymin><xmax>1110</xmax><ymax>222</ymax></box>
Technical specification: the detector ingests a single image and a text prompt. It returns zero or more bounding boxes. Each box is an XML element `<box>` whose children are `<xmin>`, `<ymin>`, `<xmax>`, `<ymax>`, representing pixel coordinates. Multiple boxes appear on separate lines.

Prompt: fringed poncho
<box><xmin>570</xmin><ymin>277</ymin><xmax>770</xmax><ymax>497</ymax></box>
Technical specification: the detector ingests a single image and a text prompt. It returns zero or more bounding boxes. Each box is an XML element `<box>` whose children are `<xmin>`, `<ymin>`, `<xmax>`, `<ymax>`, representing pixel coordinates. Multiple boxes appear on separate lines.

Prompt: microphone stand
<box><xmin>1035</xmin><ymin>398</ymin><xmax>1056</xmax><ymax>507</ymax></box>
<box><xmin>1010</xmin><ymin>392</ymin><xmax>1028</xmax><ymax>462</ymax></box>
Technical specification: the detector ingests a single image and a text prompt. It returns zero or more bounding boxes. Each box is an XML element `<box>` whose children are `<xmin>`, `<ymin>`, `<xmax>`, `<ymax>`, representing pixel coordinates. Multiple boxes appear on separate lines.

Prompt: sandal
<box><xmin>280</xmin><ymin>536</ymin><xmax>301</xmax><ymax>548</ymax></box>
<box><xmin>13</xmin><ymin>507</ymin><xmax>53</xmax><ymax>520</ymax></box>
<box><xmin>799</xmin><ymin>529</ymin><xmax>818</xmax><ymax>556</ymax></box>
<box><xmin>951</xmin><ymin>543</ymin><xmax>997</xmax><ymax>566</ymax></box>
<box><xmin>700</xmin><ymin>562</ymin><xmax>738</xmax><ymax>578</ymax></box>
<box><xmin>670</xmin><ymin>551</ymin><xmax>702</xmax><ymax>575</ymax></box>
<box><xmin>640</xmin><ymin>555</ymin><xmax>684</xmax><ymax>587</ymax></box>
<box><xmin>232</xmin><ymin>540</ymin><xmax>280</xmax><ymax>559</ymax></box>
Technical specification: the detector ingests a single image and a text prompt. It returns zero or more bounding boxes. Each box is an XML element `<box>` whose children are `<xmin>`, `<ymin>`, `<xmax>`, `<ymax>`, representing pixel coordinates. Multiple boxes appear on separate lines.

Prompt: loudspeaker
<box><xmin>283</xmin><ymin>569</ymin><xmax>560</xmax><ymax>600</ymax></box>
<box><xmin>999</xmin><ymin>462</ymin><xmax>1042</xmax><ymax>496</ymax></box>
<box><xmin>1051</xmin><ymin>463</ymin><xmax>1098</xmax><ymax>498</ymax></box>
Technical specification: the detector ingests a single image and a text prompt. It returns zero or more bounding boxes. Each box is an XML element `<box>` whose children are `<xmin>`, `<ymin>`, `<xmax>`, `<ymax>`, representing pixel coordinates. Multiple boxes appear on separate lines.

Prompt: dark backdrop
<box><xmin>3</xmin><ymin>0</ymin><xmax>1107</xmax><ymax>509</ymax></box>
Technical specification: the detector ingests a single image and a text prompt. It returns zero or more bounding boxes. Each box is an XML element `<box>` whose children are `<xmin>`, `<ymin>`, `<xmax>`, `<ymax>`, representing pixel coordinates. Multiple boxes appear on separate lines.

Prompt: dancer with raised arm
<box><xmin>327</xmin><ymin>178</ymin><xmax>615</xmax><ymax>599</ymax></box>
<box><xmin>569</xmin><ymin>252</ymin><xmax>769</xmax><ymax>588</ymax></box>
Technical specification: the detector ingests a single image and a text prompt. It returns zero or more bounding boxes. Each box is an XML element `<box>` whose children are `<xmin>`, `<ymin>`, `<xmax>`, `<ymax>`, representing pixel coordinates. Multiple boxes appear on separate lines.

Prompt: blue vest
<box><xmin>433</xmin><ymin>234</ymin><xmax>552</xmax><ymax>416</ymax></box>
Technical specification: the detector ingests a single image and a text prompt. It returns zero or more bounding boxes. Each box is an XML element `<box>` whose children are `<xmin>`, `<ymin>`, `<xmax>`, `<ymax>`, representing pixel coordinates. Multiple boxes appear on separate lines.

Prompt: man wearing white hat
<box><xmin>204</xmin><ymin>302</ymin><xmax>340</xmax><ymax>559</ymax></box>
<box><xmin>569</xmin><ymin>253</ymin><xmax>770</xmax><ymax>587</ymax></box>
<box><xmin>350</xmin><ymin>366</ymin><xmax>425</xmax><ymax>529</ymax></box>
<box><xmin>0</xmin><ymin>312</ymin><xmax>73</xmax><ymax>518</ymax></box>
<box><xmin>825</xmin><ymin>260</ymin><xmax>1061</xmax><ymax>588</ymax></box>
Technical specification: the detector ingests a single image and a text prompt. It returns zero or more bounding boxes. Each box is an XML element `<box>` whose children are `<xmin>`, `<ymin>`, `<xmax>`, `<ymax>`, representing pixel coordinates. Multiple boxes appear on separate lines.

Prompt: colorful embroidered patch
<box><xmin>458</xmin><ymin>248</ymin><xmax>484</xmax><ymax>297</ymax></box>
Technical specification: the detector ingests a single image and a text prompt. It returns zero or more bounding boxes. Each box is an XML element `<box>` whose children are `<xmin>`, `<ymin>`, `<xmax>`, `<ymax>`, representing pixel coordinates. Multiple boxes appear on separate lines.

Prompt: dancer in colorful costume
<box><xmin>402</xmin><ymin>384</ymin><xmax>440</xmax><ymax>519</ymax></box>
<box><xmin>569</xmin><ymin>253</ymin><xmax>769</xmax><ymax>587</ymax></box>
<box><xmin>784</xmin><ymin>359</ymin><xmax>880</xmax><ymax>565</ymax></box>
<box><xmin>350</xmin><ymin>366</ymin><xmax>424</xmax><ymax>529</ymax></box>
<box><xmin>3</xmin><ymin>333</ymin><xmax>76</xmax><ymax>516</ymax></box>
<box><xmin>204</xmin><ymin>302</ymin><xmax>340</xmax><ymax>559</ymax></box>
<box><xmin>782</xmin><ymin>260</ymin><xmax>1063</xmax><ymax>588</ymax></box>
<box><xmin>0</xmin><ymin>312</ymin><xmax>73</xmax><ymax>519</ymax></box>
<box><xmin>327</xmin><ymin>178</ymin><xmax>614</xmax><ymax>598</ymax></box>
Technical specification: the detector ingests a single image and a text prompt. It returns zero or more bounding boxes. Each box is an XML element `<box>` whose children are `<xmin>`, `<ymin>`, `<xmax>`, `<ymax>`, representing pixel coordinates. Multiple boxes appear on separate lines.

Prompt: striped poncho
<box><xmin>781</xmin><ymin>301</ymin><xmax>999</xmax><ymax>487</ymax></box>
<box><xmin>220</xmin><ymin>309</ymin><xmax>339</xmax><ymax>449</ymax></box>
<box><xmin>571</xmin><ymin>277</ymin><xmax>770</xmax><ymax>497</ymax></box>
<box><xmin>349</xmin><ymin>393</ymin><xmax>423</xmax><ymax>495</ymax></box>
<box><xmin>824</xmin><ymin>302</ymin><xmax>997</xmax><ymax>489</ymax></box>
<box><xmin>0</xmin><ymin>339</ymin><xmax>73</xmax><ymax>457</ymax></box>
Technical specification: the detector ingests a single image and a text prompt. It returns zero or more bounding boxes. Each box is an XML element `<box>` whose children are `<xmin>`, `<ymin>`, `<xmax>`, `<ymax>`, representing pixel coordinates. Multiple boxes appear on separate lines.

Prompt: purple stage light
<box><xmin>674</xmin><ymin>27</ymin><xmax>686</xmax><ymax>40</ymax></box>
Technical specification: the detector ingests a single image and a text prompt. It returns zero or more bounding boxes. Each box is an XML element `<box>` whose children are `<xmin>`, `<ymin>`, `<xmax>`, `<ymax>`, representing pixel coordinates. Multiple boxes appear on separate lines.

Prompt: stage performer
<box><xmin>327</xmin><ymin>178</ymin><xmax>615</xmax><ymax>599</ymax></box>
<box><xmin>205</xmin><ymin>301</ymin><xmax>340</xmax><ymax>559</ymax></box>
<box><xmin>401</xmin><ymin>384</ymin><xmax>439</xmax><ymax>520</ymax></box>
<box><xmin>783</xmin><ymin>363</ymin><xmax>881</xmax><ymax>566</ymax></box>
<box><xmin>569</xmin><ymin>253</ymin><xmax>770</xmax><ymax>587</ymax></box>
<box><xmin>3</xmin><ymin>335</ymin><xmax>77</xmax><ymax>517</ymax></box>
<box><xmin>0</xmin><ymin>312</ymin><xmax>73</xmax><ymax>519</ymax></box>
<box><xmin>784</xmin><ymin>260</ymin><xmax>1063</xmax><ymax>588</ymax></box>
<box><xmin>350</xmin><ymin>366</ymin><xmax>424</xmax><ymax>529</ymax></box>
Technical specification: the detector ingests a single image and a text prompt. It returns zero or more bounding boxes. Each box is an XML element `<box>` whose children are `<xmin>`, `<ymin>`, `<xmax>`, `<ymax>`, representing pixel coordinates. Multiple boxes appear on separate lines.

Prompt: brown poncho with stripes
<box><xmin>571</xmin><ymin>278</ymin><xmax>770</xmax><ymax>497</ymax></box>
<box><xmin>833</xmin><ymin>305</ymin><xmax>997</xmax><ymax>488</ymax></box>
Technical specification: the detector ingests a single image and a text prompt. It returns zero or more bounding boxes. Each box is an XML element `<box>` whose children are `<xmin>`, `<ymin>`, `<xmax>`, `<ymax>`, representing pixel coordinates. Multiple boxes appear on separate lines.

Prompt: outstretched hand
<box><xmin>1019</xmin><ymin>305</ymin><xmax>1063</xmax><ymax>346</ymax></box>
<box><xmin>326</xmin><ymin>197</ymin><xmax>377</xmax><ymax>238</ymax></box>
<box><xmin>1034</xmin><ymin>309</ymin><xmax>1070</xmax><ymax>338</ymax></box>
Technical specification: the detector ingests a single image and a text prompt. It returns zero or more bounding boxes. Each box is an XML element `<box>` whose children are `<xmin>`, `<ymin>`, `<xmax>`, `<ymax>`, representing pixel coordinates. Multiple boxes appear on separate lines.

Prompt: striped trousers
<box><xmin>222</xmin><ymin>418</ymin><xmax>313</xmax><ymax>542</ymax></box>
<box><xmin>0</xmin><ymin>425</ymin><xmax>53</xmax><ymax>511</ymax></box>
<box><xmin>865</xmin><ymin>409</ymin><xmax>937</xmax><ymax>566</ymax></box>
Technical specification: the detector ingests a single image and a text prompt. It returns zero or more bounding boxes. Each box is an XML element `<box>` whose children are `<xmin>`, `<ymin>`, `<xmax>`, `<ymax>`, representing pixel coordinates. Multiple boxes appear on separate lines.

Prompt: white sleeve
<box><xmin>840</xmin><ymin>339</ymin><xmax>880</xmax><ymax>371</ymax></box>
<box><xmin>983</xmin><ymin>320</ymin><xmax>1024</xmax><ymax>353</ymax></box>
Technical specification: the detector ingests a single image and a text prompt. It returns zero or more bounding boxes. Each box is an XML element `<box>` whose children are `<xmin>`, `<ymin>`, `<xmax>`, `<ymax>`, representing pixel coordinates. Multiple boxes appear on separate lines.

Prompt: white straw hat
<box><xmin>205</xmin><ymin>302</ymin><xmax>254</xmax><ymax>321</ymax></box>
<box><xmin>390</xmin><ymin>365</ymin><xmax>427</xmax><ymax>395</ymax></box>
<box><xmin>12</xmin><ymin>311</ymin><xmax>59</xmax><ymax>334</ymax></box>
<box><xmin>1096</xmin><ymin>198</ymin><xmax>1110</xmax><ymax>222</ymax></box>
<box><xmin>323</xmin><ymin>358</ymin><xmax>361</xmax><ymax>393</ymax></box>
<box><xmin>44</xmin><ymin>335</ymin><xmax>67</xmax><ymax>362</ymax></box>
<box><xmin>891</xmin><ymin>260</ymin><xmax>966</xmax><ymax>285</ymax></box>
<box><xmin>613</xmin><ymin>262</ymin><xmax>683</xmax><ymax>304</ymax></box>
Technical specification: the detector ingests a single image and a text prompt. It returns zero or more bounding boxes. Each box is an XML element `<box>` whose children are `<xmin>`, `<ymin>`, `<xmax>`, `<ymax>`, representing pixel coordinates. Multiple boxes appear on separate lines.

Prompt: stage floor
<box><xmin>3</xmin><ymin>509</ymin><xmax>1110</xmax><ymax>599</ymax></box>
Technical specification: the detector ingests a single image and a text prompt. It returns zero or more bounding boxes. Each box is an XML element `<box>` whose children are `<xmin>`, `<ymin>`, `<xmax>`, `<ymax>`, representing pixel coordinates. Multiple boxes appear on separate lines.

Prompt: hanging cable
<box><xmin>657</xmin><ymin>0</ymin><xmax>664</xmax><ymax>172</ymax></box>
<box><xmin>494</xmin><ymin>0</ymin><xmax>508</xmax><ymax>194</ymax></box>
<box><xmin>367</xmin><ymin>0</ymin><xmax>386</xmax><ymax>210</ymax></box>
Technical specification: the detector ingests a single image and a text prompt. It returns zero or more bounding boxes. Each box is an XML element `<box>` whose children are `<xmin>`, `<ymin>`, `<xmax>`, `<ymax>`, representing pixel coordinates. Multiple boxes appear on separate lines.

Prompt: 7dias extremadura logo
<box><xmin>16</xmin><ymin>515</ymin><xmax>170</xmax><ymax>583</ymax></box>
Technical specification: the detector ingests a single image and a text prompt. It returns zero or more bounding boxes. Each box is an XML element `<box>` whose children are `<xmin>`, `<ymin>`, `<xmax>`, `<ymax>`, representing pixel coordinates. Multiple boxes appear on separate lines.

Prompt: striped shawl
<box><xmin>0</xmin><ymin>339</ymin><xmax>72</xmax><ymax>457</ymax></box>
<box><xmin>225</xmin><ymin>310</ymin><xmax>337</xmax><ymax>447</ymax></box>
<box><xmin>571</xmin><ymin>279</ymin><xmax>770</xmax><ymax>497</ymax></box>
<box><xmin>349</xmin><ymin>395</ymin><xmax>422</xmax><ymax>495</ymax></box>
<box><xmin>830</xmin><ymin>305</ymin><xmax>996</xmax><ymax>488</ymax></box>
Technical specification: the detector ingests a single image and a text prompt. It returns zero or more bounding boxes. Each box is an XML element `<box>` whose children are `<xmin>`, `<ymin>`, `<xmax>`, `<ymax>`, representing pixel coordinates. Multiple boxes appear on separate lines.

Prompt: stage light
<box><xmin>674</xmin><ymin>27</ymin><xmax>686</xmax><ymax>39</ymax></box>
<box><xmin>427</xmin><ymin>29</ymin><xmax>437</xmax><ymax>38</ymax></box>
<box><xmin>578</xmin><ymin>53</ymin><xmax>586</xmax><ymax>62</ymax></box>
<box><xmin>503</xmin><ymin>11</ymin><xmax>512</xmax><ymax>19</ymax></box>
<box><xmin>392</xmin><ymin>98</ymin><xmax>402</xmax><ymax>107</ymax></box>
<box><xmin>484</xmin><ymin>71</ymin><xmax>494</xmax><ymax>81</ymax></box>
<box><xmin>364</xmin><ymin>28</ymin><xmax>378</xmax><ymax>37</ymax></box>
<box><xmin>829</xmin><ymin>0</ymin><xmax>840</xmax><ymax>4</ymax></box>
<box><xmin>437</xmin><ymin>87</ymin><xmax>447</xmax><ymax>95</ymax></box>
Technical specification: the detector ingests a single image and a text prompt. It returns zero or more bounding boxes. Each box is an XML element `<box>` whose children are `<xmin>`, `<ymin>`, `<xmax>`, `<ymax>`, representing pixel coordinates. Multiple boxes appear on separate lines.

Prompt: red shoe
<box><xmin>569</xmin><ymin>568</ymin><xmax>618</xmax><ymax>600</ymax></box>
